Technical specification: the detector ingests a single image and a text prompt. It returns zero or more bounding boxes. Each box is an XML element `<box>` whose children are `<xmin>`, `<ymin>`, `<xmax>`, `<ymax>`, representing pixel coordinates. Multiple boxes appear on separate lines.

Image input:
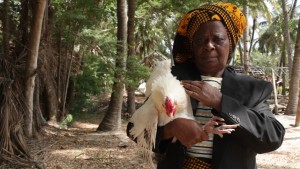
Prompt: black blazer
<box><xmin>154</xmin><ymin>65</ymin><xmax>285</xmax><ymax>169</ymax></box>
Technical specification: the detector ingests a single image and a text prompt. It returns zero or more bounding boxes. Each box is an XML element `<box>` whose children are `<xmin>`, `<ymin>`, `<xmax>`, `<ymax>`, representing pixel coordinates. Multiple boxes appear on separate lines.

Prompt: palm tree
<box><xmin>24</xmin><ymin>0</ymin><xmax>47</xmax><ymax>138</ymax></box>
<box><xmin>97</xmin><ymin>0</ymin><xmax>127</xmax><ymax>131</ymax></box>
<box><xmin>0</xmin><ymin>0</ymin><xmax>37</xmax><ymax>166</ymax></box>
<box><xmin>282</xmin><ymin>0</ymin><xmax>293</xmax><ymax>75</ymax></box>
<box><xmin>281</xmin><ymin>0</ymin><xmax>299</xmax><ymax>115</ymax></box>
<box><xmin>126</xmin><ymin>0</ymin><xmax>136</xmax><ymax>115</ymax></box>
<box><xmin>227</xmin><ymin>0</ymin><xmax>273</xmax><ymax>74</ymax></box>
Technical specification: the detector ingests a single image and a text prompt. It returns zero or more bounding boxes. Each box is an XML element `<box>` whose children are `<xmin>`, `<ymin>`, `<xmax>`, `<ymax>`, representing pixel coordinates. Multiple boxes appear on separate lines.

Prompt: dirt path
<box><xmin>257</xmin><ymin>114</ymin><xmax>300</xmax><ymax>169</ymax></box>
<box><xmin>30</xmin><ymin>114</ymin><xmax>300</xmax><ymax>169</ymax></box>
<box><xmin>30</xmin><ymin>119</ymin><xmax>152</xmax><ymax>169</ymax></box>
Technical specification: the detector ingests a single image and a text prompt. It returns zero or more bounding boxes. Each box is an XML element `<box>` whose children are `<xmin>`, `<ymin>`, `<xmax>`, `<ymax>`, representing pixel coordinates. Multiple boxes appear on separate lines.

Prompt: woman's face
<box><xmin>192</xmin><ymin>21</ymin><xmax>230</xmax><ymax>77</ymax></box>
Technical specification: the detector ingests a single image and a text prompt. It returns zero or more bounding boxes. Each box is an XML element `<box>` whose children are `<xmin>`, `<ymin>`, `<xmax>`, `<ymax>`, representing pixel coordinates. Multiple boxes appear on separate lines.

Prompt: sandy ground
<box><xmin>256</xmin><ymin>114</ymin><xmax>300</xmax><ymax>169</ymax></box>
<box><xmin>26</xmin><ymin>113</ymin><xmax>300</xmax><ymax>169</ymax></box>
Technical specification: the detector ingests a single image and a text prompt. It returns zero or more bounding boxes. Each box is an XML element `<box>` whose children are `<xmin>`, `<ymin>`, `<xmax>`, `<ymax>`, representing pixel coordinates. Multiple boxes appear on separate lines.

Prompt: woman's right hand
<box><xmin>163</xmin><ymin>118</ymin><xmax>209</xmax><ymax>148</ymax></box>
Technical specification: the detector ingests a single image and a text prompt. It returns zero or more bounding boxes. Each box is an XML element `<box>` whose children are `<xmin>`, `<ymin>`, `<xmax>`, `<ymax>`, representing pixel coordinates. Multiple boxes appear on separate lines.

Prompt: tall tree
<box><xmin>1</xmin><ymin>0</ymin><xmax>32</xmax><ymax>167</ymax></box>
<box><xmin>280</xmin><ymin>45</ymin><xmax>287</xmax><ymax>95</ymax></box>
<box><xmin>97</xmin><ymin>0</ymin><xmax>127</xmax><ymax>131</ymax></box>
<box><xmin>249</xmin><ymin>17</ymin><xmax>256</xmax><ymax>55</ymax></box>
<box><xmin>40</xmin><ymin>56</ymin><xmax>59</xmax><ymax>123</ymax></box>
<box><xmin>40</xmin><ymin>0</ymin><xmax>58</xmax><ymax>123</ymax></box>
<box><xmin>284</xmin><ymin>0</ymin><xmax>298</xmax><ymax>115</ymax></box>
<box><xmin>126</xmin><ymin>0</ymin><xmax>136</xmax><ymax>115</ymax></box>
<box><xmin>243</xmin><ymin>3</ymin><xmax>250</xmax><ymax>74</ymax></box>
<box><xmin>290</xmin><ymin>0</ymin><xmax>298</xmax><ymax>19</ymax></box>
<box><xmin>24</xmin><ymin>0</ymin><xmax>47</xmax><ymax>137</ymax></box>
<box><xmin>16</xmin><ymin>0</ymin><xmax>29</xmax><ymax>55</ymax></box>
<box><xmin>295</xmin><ymin>18</ymin><xmax>300</xmax><ymax>126</ymax></box>
<box><xmin>281</xmin><ymin>0</ymin><xmax>293</xmax><ymax>76</ymax></box>
<box><xmin>2</xmin><ymin>0</ymin><xmax>9</xmax><ymax>56</ymax></box>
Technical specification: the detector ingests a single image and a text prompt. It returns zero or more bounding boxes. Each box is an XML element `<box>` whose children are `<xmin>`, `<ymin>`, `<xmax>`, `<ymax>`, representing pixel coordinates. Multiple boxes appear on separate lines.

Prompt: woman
<box><xmin>154</xmin><ymin>2</ymin><xmax>285</xmax><ymax>169</ymax></box>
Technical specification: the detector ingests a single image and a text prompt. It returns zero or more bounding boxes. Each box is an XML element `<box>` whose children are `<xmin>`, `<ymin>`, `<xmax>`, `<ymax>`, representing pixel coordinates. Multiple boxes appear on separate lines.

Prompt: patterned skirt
<box><xmin>183</xmin><ymin>155</ymin><xmax>212</xmax><ymax>169</ymax></box>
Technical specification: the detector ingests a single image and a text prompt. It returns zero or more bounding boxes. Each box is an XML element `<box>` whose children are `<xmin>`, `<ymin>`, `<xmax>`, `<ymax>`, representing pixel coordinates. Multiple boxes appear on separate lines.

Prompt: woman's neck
<box><xmin>200</xmin><ymin>69</ymin><xmax>224</xmax><ymax>77</ymax></box>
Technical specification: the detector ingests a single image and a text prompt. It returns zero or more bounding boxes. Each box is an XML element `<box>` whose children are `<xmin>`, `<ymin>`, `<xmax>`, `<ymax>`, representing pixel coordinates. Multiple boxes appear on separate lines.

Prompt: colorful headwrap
<box><xmin>173</xmin><ymin>2</ymin><xmax>246</xmax><ymax>64</ymax></box>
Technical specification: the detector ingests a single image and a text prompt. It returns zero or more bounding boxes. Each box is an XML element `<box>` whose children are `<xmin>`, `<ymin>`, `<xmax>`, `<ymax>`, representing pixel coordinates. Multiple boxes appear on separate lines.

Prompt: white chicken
<box><xmin>129</xmin><ymin>59</ymin><xmax>194</xmax><ymax>167</ymax></box>
<box><xmin>144</xmin><ymin>59</ymin><xmax>172</xmax><ymax>97</ymax></box>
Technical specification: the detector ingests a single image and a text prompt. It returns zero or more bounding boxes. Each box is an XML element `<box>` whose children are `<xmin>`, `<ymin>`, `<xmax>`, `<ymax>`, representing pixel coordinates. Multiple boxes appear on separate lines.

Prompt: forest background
<box><xmin>1</xmin><ymin>0</ymin><xmax>300</xmax><ymax>168</ymax></box>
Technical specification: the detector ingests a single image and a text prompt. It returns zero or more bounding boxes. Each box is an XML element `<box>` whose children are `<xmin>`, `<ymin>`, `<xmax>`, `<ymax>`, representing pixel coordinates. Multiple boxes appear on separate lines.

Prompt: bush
<box><xmin>71</xmin><ymin>53</ymin><xmax>114</xmax><ymax>113</ymax></box>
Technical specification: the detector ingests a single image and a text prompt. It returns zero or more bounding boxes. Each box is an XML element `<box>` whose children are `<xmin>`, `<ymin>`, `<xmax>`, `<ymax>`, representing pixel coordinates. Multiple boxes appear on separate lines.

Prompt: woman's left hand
<box><xmin>182</xmin><ymin>80</ymin><xmax>222</xmax><ymax>112</ymax></box>
<box><xmin>203</xmin><ymin>116</ymin><xmax>238</xmax><ymax>138</ymax></box>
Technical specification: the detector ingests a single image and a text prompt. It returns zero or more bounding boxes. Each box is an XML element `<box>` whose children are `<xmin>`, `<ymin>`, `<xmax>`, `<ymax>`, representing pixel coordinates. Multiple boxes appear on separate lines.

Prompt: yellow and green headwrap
<box><xmin>173</xmin><ymin>2</ymin><xmax>246</xmax><ymax>64</ymax></box>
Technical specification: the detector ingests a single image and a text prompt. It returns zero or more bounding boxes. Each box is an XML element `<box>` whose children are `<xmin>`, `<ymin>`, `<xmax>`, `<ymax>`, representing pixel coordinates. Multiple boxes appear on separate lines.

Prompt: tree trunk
<box><xmin>62</xmin><ymin>50</ymin><xmax>74</xmax><ymax>120</ymax></box>
<box><xmin>126</xmin><ymin>0</ymin><xmax>136</xmax><ymax>115</ymax></box>
<box><xmin>272</xmin><ymin>69</ymin><xmax>278</xmax><ymax>114</ymax></box>
<box><xmin>281</xmin><ymin>46</ymin><xmax>287</xmax><ymax>95</ymax></box>
<box><xmin>296</xmin><ymin>96</ymin><xmax>300</xmax><ymax>126</ymax></box>
<box><xmin>282</xmin><ymin>0</ymin><xmax>292</xmax><ymax>78</ymax></box>
<box><xmin>97</xmin><ymin>0</ymin><xmax>127</xmax><ymax>131</ymax></box>
<box><xmin>0</xmin><ymin>80</ymin><xmax>31</xmax><ymax>166</ymax></box>
<box><xmin>286</xmin><ymin>17</ymin><xmax>300</xmax><ymax>115</ymax></box>
<box><xmin>249</xmin><ymin>17</ymin><xmax>256</xmax><ymax>55</ymax></box>
<box><xmin>293</xmin><ymin>18</ymin><xmax>300</xmax><ymax>124</ymax></box>
<box><xmin>238</xmin><ymin>41</ymin><xmax>243</xmax><ymax>66</ymax></box>
<box><xmin>163</xmin><ymin>21</ymin><xmax>174</xmax><ymax>65</ymax></box>
<box><xmin>243</xmin><ymin>4</ymin><xmax>250</xmax><ymax>75</ymax></box>
<box><xmin>277</xmin><ymin>51</ymin><xmax>283</xmax><ymax>83</ymax></box>
<box><xmin>290</xmin><ymin>0</ymin><xmax>298</xmax><ymax>19</ymax></box>
<box><xmin>40</xmin><ymin>0</ymin><xmax>58</xmax><ymax>123</ymax></box>
<box><xmin>40</xmin><ymin>61</ymin><xmax>58</xmax><ymax>122</ymax></box>
<box><xmin>24</xmin><ymin>0</ymin><xmax>47</xmax><ymax>138</ymax></box>
<box><xmin>57</xmin><ymin>30</ymin><xmax>62</xmax><ymax>110</ymax></box>
<box><xmin>33</xmin><ymin>75</ymin><xmax>47</xmax><ymax>138</ymax></box>
<box><xmin>2</xmin><ymin>0</ymin><xmax>10</xmax><ymax>57</ymax></box>
<box><xmin>16</xmin><ymin>0</ymin><xmax>29</xmax><ymax>55</ymax></box>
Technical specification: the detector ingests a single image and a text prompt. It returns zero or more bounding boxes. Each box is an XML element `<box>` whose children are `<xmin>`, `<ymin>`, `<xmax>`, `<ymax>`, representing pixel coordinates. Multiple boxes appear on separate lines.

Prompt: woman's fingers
<box><xmin>204</xmin><ymin>116</ymin><xmax>225</xmax><ymax>127</ymax></box>
<box><xmin>203</xmin><ymin>117</ymin><xmax>239</xmax><ymax>138</ymax></box>
<box><xmin>182</xmin><ymin>81</ymin><xmax>222</xmax><ymax>110</ymax></box>
<box><xmin>211</xmin><ymin>116</ymin><xmax>225</xmax><ymax>122</ymax></box>
<box><xmin>217</xmin><ymin>124</ymin><xmax>239</xmax><ymax>130</ymax></box>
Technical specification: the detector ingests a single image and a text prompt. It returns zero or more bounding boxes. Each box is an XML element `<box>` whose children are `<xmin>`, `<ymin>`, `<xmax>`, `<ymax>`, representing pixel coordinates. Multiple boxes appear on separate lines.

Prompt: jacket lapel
<box><xmin>221</xmin><ymin>67</ymin><xmax>239</xmax><ymax>96</ymax></box>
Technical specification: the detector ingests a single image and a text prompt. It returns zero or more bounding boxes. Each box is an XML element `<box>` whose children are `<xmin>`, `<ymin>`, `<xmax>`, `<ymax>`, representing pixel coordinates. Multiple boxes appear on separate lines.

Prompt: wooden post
<box><xmin>295</xmin><ymin>94</ymin><xmax>300</xmax><ymax>126</ymax></box>
<box><xmin>272</xmin><ymin>69</ymin><xmax>278</xmax><ymax>114</ymax></box>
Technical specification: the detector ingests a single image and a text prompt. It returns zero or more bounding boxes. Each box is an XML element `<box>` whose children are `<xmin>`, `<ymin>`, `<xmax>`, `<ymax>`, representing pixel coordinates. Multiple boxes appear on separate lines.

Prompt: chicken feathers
<box><xmin>151</xmin><ymin>74</ymin><xmax>194</xmax><ymax>126</ymax></box>
<box><xmin>129</xmin><ymin>98</ymin><xmax>158</xmax><ymax>152</ymax></box>
<box><xmin>129</xmin><ymin>59</ymin><xmax>194</xmax><ymax>168</ymax></box>
<box><xmin>145</xmin><ymin>59</ymin><xmax>172</xmax><ymax>97</ymax></box>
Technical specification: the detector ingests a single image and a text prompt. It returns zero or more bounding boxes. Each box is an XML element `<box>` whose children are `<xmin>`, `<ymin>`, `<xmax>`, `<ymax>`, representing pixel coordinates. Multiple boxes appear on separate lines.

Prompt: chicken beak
<box><xmin>172</xmin><ymin>109</ymin><xmax>176</xmax><ymax>117</ymax></box>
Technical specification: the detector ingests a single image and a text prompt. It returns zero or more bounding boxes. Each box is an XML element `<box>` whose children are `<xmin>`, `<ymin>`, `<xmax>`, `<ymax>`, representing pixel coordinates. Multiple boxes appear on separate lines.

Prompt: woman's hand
<box><xmin>163</xmin><ymin>117</ymin><xmax>238</xmax><ymax>148</ymax></box>
<box><xmin>163</xmin><ymin>118</ymin><xmax>208</xmax><ymax>148</ymax></box>
<box><xmin>181</xmin><ymin>80</ymin><xmax>222</xmax><ymax>112</ymax></box>
<box><xmin>203</xmin><ymin>116</ymin><xmax>238</xmax><ymax>138</ymax></box>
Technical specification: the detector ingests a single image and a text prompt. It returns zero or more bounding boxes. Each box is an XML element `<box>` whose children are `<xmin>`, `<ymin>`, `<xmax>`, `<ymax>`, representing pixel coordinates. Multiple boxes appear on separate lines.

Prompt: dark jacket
<box><xmin>154</xmin><ymin>64</ymin><xmax>285</xmax><ymax>169</ymax></box>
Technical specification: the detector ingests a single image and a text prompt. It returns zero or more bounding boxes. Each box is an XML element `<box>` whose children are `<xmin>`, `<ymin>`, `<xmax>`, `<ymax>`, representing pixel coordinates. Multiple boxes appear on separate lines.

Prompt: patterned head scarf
<box><xmin>173</xmin><ymin>2</ymin><xmax>246</xmax><ymax>64</ymax></box>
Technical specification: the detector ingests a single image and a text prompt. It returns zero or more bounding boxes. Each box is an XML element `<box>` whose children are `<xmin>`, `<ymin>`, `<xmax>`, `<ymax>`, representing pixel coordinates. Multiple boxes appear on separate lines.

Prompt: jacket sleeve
<box><xmin>154</xmin><ymin>126</ymin><xmax>173</xmax><ymax>153</ymax></box>
<box><xmin>213</xmin><ymin>81</ymin><xmax>285</xmax><ymax>154</ymax></box>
